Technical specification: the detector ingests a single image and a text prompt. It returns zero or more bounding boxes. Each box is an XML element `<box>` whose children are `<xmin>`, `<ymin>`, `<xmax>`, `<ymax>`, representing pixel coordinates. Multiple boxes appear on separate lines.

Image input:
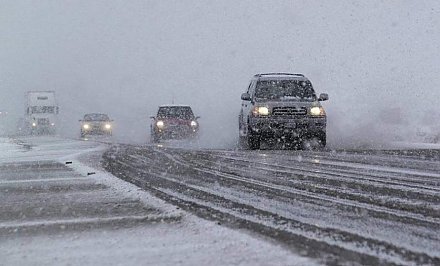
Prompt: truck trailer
<box><xmin>24</xmin><ymin>91</ymin><xmax>59</xmax><ymax>135</ymax></box>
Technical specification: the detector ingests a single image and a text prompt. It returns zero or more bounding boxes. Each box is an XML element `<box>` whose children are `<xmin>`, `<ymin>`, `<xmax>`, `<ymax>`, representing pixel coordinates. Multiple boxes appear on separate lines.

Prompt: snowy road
<box><xmin>104</xmin><ymin>144</ymin><xmax>440</xmax><ymax>265</ymax></box>
<box><xmin>0</xmin><ymin>137</ymin><xmax>315</xmax><ymax>266</ymax></box>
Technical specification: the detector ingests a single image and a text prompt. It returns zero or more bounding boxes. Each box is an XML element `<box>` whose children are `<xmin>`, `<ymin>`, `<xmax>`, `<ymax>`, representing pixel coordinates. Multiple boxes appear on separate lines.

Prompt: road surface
<box><xmin>104</xmin><ymin>143</ymin><xmax>440</xmax><ymax>265</ymax></box>
<box><xmin>0</xmin><ymin>137</ymin><xmax>315</xmax><ymax>266</ymax></box>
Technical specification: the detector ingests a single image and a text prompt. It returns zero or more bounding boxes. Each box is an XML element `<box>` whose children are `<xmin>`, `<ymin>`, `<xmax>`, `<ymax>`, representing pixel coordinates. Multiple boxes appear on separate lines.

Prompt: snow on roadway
<box><xmin>105</xmin><ymin>143</ymin><xmax>440</xmax><ymax>265</ymax></box>
<box><xmin>391</xmin><ymin>141</ymin><xmax>440</xmax><ymax>150</ymax></box>
<box><xmin>0</xmin><ymin>137</ymin><xmax>317</xmax><ymax>266</ymax></box>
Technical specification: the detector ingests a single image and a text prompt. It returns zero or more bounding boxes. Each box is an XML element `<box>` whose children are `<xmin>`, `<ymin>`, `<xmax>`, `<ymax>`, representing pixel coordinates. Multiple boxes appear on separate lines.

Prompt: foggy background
<box><xmin>1</xmin><ymin>0</ymin><xmax>439</xmax><ymax>148</ymax></box>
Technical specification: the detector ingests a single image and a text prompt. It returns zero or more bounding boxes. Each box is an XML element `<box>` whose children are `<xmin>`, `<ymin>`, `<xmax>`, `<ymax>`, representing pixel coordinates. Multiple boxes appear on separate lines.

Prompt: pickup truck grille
<box><xmin>272</xmin><ymin>107</ymin><xmax>307</xmax><ymax>116</ymax></box>
<box><xmin>37</xmin><ymin>118</ymin><xmax>50</xmax><ymax>125</ymax></box>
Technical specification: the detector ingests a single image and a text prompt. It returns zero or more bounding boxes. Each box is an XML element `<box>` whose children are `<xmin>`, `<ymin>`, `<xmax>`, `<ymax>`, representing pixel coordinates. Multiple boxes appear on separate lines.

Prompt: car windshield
<box><xmin>84</xmin><ymin>114</ymin><xmax>110</xmax><ymax>121</ymax></box>
<box><xmin>254</xmin><ymin>80</ymin><xmax>316</xmax><ymax>102</ymax></box>
<box><xmin>31</xmin><ymin>106</ymin><xmax>55</xmax><ymax>114</ymax></box>
<box><xmin>157</xmin><ymin>106</ymin><xmax>194</xmax><ymax>119</ymax></box>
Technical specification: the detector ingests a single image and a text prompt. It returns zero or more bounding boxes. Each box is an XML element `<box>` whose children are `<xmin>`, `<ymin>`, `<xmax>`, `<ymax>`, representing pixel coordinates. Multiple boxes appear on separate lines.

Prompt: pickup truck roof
<box><xmin>159</xmin><ymin>104</ymin><xmax>192</xmax><ymax>108</ymax></box>
<box><xmin>253</xmin><ymin>73</ymin><xmax>309</xmax><ymax>81</ymax></box>
<box><xmin>254</xmin><ymin>73</ymin><xmax>305</xmax><ymax>77</ymax></box>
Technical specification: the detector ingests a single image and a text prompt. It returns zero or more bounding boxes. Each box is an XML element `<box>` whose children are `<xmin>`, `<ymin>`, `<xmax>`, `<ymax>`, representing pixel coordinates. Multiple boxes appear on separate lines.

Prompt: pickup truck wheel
<box><xmin>247</xmin><ymin>134</ymin><xmax>261</xmax><ymax>150</ymax></box>
<box><xmin>319</xmin><ymin>136</ymin><xmax>326</xmax><ymax>148</ymax></box>
<box><xmin>317</xmin><ymin>131</ymin><xmax>326</xmax><ymax>148</ymax></box>
<box><xmin>238</xmin><ymin>136</ymin><xmax>247</xmax><ymax>149</ymax></box>
<box><xmin>302</xmin><ymin>135</ymin><xmax>326</xmax><ymax>150</ymax></box>
<box><xmin>151</xmin><ymin>134</ymin><xmax>160</xmax><ymax>143</ymax></box>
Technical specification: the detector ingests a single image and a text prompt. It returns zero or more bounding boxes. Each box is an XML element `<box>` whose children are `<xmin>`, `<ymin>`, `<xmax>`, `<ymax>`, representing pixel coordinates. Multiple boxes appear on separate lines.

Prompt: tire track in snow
<box><xmin>103</xmin><ymin>144</ymin><xmax>440</xmax><ymax>265</ymax></box>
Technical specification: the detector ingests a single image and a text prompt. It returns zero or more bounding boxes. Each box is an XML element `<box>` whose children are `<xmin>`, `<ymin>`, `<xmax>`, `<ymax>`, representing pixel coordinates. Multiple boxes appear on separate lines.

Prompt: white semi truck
<box><xmin>25</xmin><ymin>91</ymin><xmax>59</xmax><ymax>135</ymax></box>
<box><xmin>0</xmin><ymin>110</ymin><xmax>11</xmax><ymax>136</ymax></box>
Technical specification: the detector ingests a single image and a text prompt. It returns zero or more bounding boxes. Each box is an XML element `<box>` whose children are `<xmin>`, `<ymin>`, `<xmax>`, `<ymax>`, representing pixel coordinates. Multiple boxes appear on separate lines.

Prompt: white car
<box><xmin>80</xmin><ymin>113</ymin><xmax>113</xmax><ymax>138</ymax></box>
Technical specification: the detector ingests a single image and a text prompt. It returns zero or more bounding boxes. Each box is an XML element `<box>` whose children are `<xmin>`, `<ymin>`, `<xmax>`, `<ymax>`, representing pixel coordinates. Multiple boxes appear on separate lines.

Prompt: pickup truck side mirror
<box><xmin>318</xmin><ymin>93</ymin><xmax>329</xmax><ymax>101</ymax></box>
<box><xmin>149</xmin><ymin>116</ymin><xmax>155</xmax><ymax>119</ymax></box>
<box><xmin>241</xmin><ymin>93</ymin><xmax>251</xmax><ymax>101</ymax></box>
<box><xmin>195</xmin><ymin>116</ymin><xmax>201</xmax><ymax>120</ymax></box>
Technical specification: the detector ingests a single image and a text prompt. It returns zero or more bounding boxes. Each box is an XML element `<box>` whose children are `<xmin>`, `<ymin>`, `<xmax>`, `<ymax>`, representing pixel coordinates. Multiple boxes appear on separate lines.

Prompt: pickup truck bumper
<box><xmin>153</xmin><ymin>126</ymin><xmax>198</xmax><ymax>140</ymax></box>
<box><xmin>249</xmin><ymin>116</ymin><xmax>326</xmax><ymax>139</ymax></box>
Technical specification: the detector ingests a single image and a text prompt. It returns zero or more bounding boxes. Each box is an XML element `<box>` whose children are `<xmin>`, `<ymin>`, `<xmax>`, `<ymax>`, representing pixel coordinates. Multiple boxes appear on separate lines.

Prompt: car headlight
<box><xmin>105</xmin><ymin>124</ymin><xmax>111</xmax><ymax>130</ymax></box>
<box><xmin>190</xmin><ymin>121</ymin><xmax>198</xmax><ymax>127</ymax></box>
<box><xmin>156</xmin><ymin>120</ymin><xmax>164</xmax><ymax>129</ymax></box>
<box><xmin>253</xmin><ymin>106</ymin><xmax>270</xmax><ymax>116</ymax></box>
<box><xmin>32</xmin><ymin>122</ymin><xmax>37</xmax><ymax>127</ymax></box>
<box><xmin>83</xmin><ymin>124</ymin><xmax>90</xmax><ymax>129</ymax></box>
<box><xmin>310</xmin><ymin>106</ymin><xmax>326</xmax><ymax>116</ymax></box>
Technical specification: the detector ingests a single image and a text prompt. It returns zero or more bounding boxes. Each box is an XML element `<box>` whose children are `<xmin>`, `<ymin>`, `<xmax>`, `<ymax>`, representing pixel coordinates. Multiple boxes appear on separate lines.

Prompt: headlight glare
<box><xmin>83</xmin><ymin>124</ymin><xmax>90</xmax><ymax>129</ymax></box>
<box><xmin>310</xmin><ymin>107</ymin><xmax>325</xmax><ymax>116</ymax></box>
<box><xmin>253</xmin><ymin>106</ymin><xmax>270</xmax><ymax>116</ymax></box>
<box><xmin>190</xmin><ymin>121</ymin><xmax>198</xmax><ymax>127</ymax></box>
<box><xmin>156</xmin><ymin>120</ymin><xmax>164</xmax><ymax>128</ymax></box>
<box><xmin>105</xmin><ymin>124</ymin><xmax>111</xmax><ymax>129</ymax></box>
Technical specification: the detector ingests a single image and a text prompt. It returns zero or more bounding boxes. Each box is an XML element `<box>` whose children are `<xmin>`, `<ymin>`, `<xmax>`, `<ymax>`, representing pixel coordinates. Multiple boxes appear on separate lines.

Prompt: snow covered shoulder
<box><xmin>0</xmin><ymin>137</ymin><xmax>313</xmax><ymax>266</ymax></box>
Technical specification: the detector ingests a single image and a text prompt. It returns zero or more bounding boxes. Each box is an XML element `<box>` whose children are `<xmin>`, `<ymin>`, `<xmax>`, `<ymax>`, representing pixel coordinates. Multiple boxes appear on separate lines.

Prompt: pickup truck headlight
<box><xmin>253</xmin><ymin>106</ymin><xmax>270</xmax><ymax>116</ymax></box>
<box><xmin>104</xmin><ymin>124</ymin><xmax>111</xmax><ymax>130</ymax></box>
<box><xmin>156</xmin><ymin>120</ymin><xmax>164</xmax><ymax>129</ymax></box>
<box><xmin>190</xmin><ymin>121</ymin><xmax>198</xmax><ymax>127</ymax></box>
<box><xmin>83</xmin><ymin>124</ymin><xmax>90</xmax><ymax>129</ymax></box>
<box><xmin>310</xmin><ymin>107</ymin><xmax>326</xmax><ymax>116</ymax></box>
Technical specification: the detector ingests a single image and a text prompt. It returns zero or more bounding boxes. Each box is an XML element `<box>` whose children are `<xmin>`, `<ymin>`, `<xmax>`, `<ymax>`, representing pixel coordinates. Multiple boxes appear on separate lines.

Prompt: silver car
<box><xmin>239</xmin><ymin>73</ymin><xmax>329</xmax><ymax>149</ymax></box>
<box><xmin>80</xmin><ymin>113</ymin><xmax>113</xmax><ymax>138</ymax></box>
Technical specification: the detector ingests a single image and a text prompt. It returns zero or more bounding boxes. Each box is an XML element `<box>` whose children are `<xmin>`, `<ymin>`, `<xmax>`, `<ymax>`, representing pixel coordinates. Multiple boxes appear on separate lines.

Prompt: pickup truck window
<box><xmin>254</xmin><ymin>80</ymin><xmax>316</xmax><ymax>102</ymax></box>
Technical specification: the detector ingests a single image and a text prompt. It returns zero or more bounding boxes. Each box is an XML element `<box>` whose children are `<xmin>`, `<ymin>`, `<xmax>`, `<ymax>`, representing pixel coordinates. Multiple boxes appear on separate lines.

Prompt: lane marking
<box><xmin>0</xmin><ymin>177</ymin><xmax>88</xmax><ymax>185</ymax></box>
<box><xmin>0</xmin><ymin>214</ymin><xmax>181</xmax><ymax>230</ymax></box>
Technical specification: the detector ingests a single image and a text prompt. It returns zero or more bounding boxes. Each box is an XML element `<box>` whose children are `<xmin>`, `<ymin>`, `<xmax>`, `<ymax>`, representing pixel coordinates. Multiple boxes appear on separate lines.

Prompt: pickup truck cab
<box><xmin>239</xmin><ymin>73</ymin><xmax>328</xmax><ymax>149</ymax></box>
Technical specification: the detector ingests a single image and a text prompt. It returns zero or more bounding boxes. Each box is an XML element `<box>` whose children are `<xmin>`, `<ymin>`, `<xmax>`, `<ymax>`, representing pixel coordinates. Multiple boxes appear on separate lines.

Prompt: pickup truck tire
<box><xmin>151</xmin><ymin>134</ymin><xmax>160</xmax><ymax>143</ymax></box>
<box><xmin>302</xmin><ymin>132</ymin><xmax>326</xmax><ymax>150</ymax></box>
<box><xmin>317</xmin><ymin>131</ymin><xmax>326</xmax><ymax>148</ymax></box>
<box><xmin>319</xmin><ymin>137</ymin><xmax>326</xmax><ymax>147</ymax></box>
<box><xmin>247</xmin><ymin>133</ymin><xmax>261</xmax><ymax>150</ymax></box>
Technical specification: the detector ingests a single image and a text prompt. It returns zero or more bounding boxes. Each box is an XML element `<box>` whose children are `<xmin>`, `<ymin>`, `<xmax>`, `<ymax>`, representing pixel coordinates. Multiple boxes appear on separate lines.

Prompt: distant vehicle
<box><xmin>25</xmin><ymin>91</ymin><xmax>59</xmax><ymax>135</ymax></box>
<box><xmin>15</xmin><ymin>117</ymin><xmax>27</xmax><ymax>136</ymax></box>
<box><xmin>150</xmin><ymin>105</ymin><xmax>200</xmax><ymax>143</ymax></box>
<box><xmin>0</xmin><ymin>110</ymin><xmax>10</xmax><ymax>136</ymax></box>
<box><xmin>239</xmin><ymin>73</ymin><xmax>329</xmax><ymax>149</ymax></box>
<box><xmin>79</xmin><ymin>113</ymin><xmax>113</xmax><ymax>138</ymax></box>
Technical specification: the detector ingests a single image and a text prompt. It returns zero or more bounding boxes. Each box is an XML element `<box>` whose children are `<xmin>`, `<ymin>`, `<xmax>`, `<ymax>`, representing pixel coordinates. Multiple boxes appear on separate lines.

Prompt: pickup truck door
<box><xmin>240</xmin><ymin>80</ymin><xmax>255</xmax><ymax>136</ymax></box>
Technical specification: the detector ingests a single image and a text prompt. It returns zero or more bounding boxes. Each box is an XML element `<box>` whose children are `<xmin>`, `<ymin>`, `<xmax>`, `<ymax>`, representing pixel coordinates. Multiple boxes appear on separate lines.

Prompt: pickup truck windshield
<box><xmin>255</xmin><ymin>80</ymin><xmax>316</xmax><ymax>102</ymax></box>
<box><xmin>84</xmin><ymin>114</ymin><xmax>110</xmax><ymax>121</ymax></box>
<box><xmin>157</xmin><ymin>107</ymin><xmax>194</xmax><ymax>119</ymax></box>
